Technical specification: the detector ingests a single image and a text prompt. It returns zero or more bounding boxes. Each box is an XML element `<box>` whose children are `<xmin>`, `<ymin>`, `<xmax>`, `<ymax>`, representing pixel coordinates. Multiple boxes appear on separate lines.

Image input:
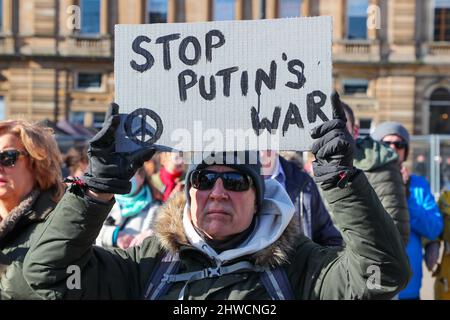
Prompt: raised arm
<box><xmin>303</xmin><ymin>93</ymin><xmax>410</xmax><ymax>299</ymax></box>
<box><xmin>23</xmin><ymin>103</ymin><xmax>156</xmax><ymax>299</ymax></box>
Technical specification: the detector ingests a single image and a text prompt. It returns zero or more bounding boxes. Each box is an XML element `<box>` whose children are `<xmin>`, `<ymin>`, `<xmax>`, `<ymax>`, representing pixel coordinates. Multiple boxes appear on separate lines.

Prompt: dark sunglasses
<box><xmin>0</xmin><ymin>149</ymin><xmax>28</xmax><ymax>167</ymax></box>
<box><xmin>190</xmin><ymin>170</ymin><xmax>252</xmax><ymax>192</ymax></box>
<box><xmin>381</xmin><ymin>140</ymin><xmax>408</xmax><ymax>150</ymax></box>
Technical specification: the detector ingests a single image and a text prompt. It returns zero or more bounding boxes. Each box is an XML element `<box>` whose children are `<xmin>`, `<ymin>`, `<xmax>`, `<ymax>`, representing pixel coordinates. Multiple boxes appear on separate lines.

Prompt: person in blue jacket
<box><xmin>372</xmin><ymin>121</ymin><xmax>443</xmax><ymax>300</ymax></box>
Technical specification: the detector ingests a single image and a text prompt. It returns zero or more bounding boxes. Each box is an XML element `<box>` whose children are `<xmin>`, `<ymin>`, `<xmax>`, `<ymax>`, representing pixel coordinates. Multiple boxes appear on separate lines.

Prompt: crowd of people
<box><xmin>0</xmin><ymin>93</ymin><xmax>449</xmax><ymax>300</ymax></box>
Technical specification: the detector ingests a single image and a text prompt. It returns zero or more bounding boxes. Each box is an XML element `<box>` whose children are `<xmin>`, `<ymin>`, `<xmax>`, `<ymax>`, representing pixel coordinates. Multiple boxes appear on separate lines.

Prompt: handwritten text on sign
<box><xmin>115</xmin><ymin>17</ymin><xmax>332</xmax><ymax>152</ymax></box>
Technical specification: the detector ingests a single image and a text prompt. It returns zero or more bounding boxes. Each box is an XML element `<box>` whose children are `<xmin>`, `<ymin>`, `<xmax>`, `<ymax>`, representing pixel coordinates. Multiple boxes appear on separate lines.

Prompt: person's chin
<box><xmin>203</xmin><ymin>222</ymin><xmax>230</xmax><ymax>239</ymax></box>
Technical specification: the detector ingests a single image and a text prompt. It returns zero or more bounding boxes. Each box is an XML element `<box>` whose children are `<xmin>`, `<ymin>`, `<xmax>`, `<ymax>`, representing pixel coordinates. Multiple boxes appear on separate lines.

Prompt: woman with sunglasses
<box><xmin>22</xmin><ymin>101</ymin><xmax>410</xmax><ymax>300</ymax></box>
<box><xmin>0</xmin><ymin>120</ymin><xmax>65</xmax><ymax>299</ymax></box>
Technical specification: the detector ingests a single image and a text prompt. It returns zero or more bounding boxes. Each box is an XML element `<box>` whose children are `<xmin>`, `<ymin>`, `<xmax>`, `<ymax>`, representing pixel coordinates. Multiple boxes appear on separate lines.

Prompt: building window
<box><xmin>69</xmin><ymin>111</ymin><xmax>85</xmax><ymax>126</ymax></box>
<box><xmin>257</xmin><ymin>0</ymin><xmax>266</xmax><ymax>18</ymax></box>
<box><xmin>93</xmin><ymin>112</ymin><xmax>106</xmax><ymax>129</ymax></box>
<box><xmin>279</xmin><ymin>0</ymin><xmax>302</xmax><ymax>18</ymax></box>
<box><xmin>80</xmin><ymin>0</ymin><xmax>100</xmax><ymax>35</ymax></box>
<box><xmin>75</xmin><ymin>72</ymin><xmax>103</xmax><ymax>91</ymax></box>
<box><xmin>342</xmin><ymin>79</ymin><xmax>369</xmax><ymax>95</ymax></box>
<box><xmin>359</xmin><ymin>118</ymin><xmax>372</xmax><ymax>136</ymax></box>
<box><xmin>148</xmin><ymin>0</ymin><xmax>168</xmax><ymax>23</ymax></box>
<box><xmin>347</xmin><ymin>0</ymin><xmax>368</xmax><ymax>40</ymax></box>
<box><xmin>214</xmin><ymin>0</ymin><xmax>235</xmax><ymax>21</ymax></box>
<box><xmin>430</xmin><ymin>87</ymin><xmax>450</xmax><ymax>134</ymax></box>
<box><xmin>0</xmin><ymin>0</ymin><xmax>3</xmax><ymax>33</ymax></box>
<box><xmin>434</xmin><ymin>0</ymin><xmax>450</xmax><ymax>41</ymax></box>
<box><xmin>0</xmin><ymin>96</ymin><xmax>4</xmax><ymax>120</ymax></box>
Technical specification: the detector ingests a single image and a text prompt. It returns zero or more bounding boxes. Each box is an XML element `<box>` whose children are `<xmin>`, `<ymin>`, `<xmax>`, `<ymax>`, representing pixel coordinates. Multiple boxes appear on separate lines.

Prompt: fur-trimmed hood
<box><xmin>0</xmin><ymin>190</ymin><xmax>56</xmax><ymax>245</ymax></box>
<box><xmin>154</xmin><ymin>179</ymin><xmax>300</xmax><ymax>268</ymax></box>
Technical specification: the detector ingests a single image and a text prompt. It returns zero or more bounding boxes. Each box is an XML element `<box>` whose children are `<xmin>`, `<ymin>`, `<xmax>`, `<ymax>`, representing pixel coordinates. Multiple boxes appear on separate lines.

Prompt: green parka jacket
<box><xmin>0</xmin><ymin>190</ymin><xmax>57</xmax><ymax>299</ymax></box>
<box><xmin>354</xmin><ymin>137</ymin><xmax>410</xmax><ymax>245</ymax></box>
<box><xmin>22</xmin><ymin>171</ymin><xmax>410</xmax><ymax>300</ymax></box>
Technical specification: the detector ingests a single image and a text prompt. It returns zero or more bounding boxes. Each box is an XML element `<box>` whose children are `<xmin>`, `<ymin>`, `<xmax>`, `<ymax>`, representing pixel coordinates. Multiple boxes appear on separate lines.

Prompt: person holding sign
<box><xmin>21</xmin><ymin>95</ymin><xmax>410</xmax><ymax>300</ymax></box>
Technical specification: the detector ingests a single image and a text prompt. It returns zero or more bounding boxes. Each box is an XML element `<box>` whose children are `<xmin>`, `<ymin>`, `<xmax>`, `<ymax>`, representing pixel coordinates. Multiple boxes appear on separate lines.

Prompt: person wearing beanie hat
<box><xmin>185</xmin><ymin>151</ymin><xmax>265</xmax><ymax>212</ymax></box>
<box><xmin>341</xmin><ymin>103</ymin><xmax>410</xmax><ymax>246</ymax></box>
<box><xmin>21</xmin><ymin>100</ymin><xmax>411</xmax><ymax>300</ymax></box>
<box><xmin>372</xmin><ymin>121</ymin><xmax>443</xmax><ymax>300</ymax></box>
<box><xmin>182</xmin><ymin>151</ymin><xmax>266</xmax><ymax>250</ymax></box>
<box><xmin>371</xmin><ymin>121</ymin><xmax>410</xmax><ymax>163</ymax></box>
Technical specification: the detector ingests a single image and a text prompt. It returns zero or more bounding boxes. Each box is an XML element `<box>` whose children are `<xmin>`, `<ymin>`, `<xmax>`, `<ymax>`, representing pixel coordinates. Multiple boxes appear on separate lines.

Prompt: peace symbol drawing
<box><xmin>124</xmin><ymin>108</ymin><xmax>163</xmax><ymax>146</ymax></box>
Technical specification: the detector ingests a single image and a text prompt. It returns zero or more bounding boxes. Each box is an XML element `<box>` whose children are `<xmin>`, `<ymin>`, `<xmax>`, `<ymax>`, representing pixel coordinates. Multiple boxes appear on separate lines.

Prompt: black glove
<box><xmin>310</xmin><ymin>92</ymin><xmax>356</xmax><ymax>189</ymax></box>
<box><xmin>83</xmin><ymin>103</ymin><xmax>156</xmax><ymax>194</ymax></box>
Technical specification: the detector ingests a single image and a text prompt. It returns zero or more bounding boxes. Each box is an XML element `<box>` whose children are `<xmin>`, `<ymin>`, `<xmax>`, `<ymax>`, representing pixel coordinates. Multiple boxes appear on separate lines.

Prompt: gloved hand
<box><xmin>310</xmin><ymin>92</ymin><xmax>356</xmax><ymax>189</ymax></box>
<box><xmin>83</xmin><ymin>103</ymin><xmax>156</xmax><ymax>194</ymax></box>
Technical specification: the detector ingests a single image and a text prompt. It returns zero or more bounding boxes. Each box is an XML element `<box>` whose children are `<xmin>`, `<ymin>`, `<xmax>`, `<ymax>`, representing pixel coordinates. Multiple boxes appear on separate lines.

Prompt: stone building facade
<box><xmin>0</xmin><ymin>0</ymin><xmax>449</xmax><ymax>135</ymax></box>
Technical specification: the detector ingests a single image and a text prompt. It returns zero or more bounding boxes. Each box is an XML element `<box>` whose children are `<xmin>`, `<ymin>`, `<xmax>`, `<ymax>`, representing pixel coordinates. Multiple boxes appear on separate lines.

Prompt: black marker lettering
<box><xmin>199</xmin><ymin>75</ymin><xmax>216</xmax><ymax>101</ymax></box>
<box><xmin>307</xmin><ymin>90</ymin><xmax>329</xmax><ymax>123</ymax></box>
<box><xmin>155</xmin><ymin>33</ymin><xmax>181</xmax><ymax>70</ymax></box>
<box><xmin>255</xmin><ymin>60</ymin><xmax>277</xmax><ymax>95</ymax></box>
<box><xmin>240</xmin><ymin>71</ymin><xmax>248</xmax><ymax>96</ymax></box>
<box><xmin>282</xmin><ymin>102</ymin><xmax>304</xmax><ymax>136</ymax></box>
<box><xmin>216</xmin><ymin>66</ymin><xmax>239</xmax><ymax>97</ymax></box>
<box><xmin>179</xmin><ymin>36</ymin><xmax>201</xmax><ymax>66</ymax></box>
<box><xmin>178</xmin><ymin>70</ymin><xmax>198</xmax><ymax>101</ymax></box>
<box><xmin>205</xmin><ymin>30</ymin><xmax>226</xmax><ymax>62</ymax></box>
<box><xmin>250</xmin><ymin>106</ymin><xmax>281</xmax><ymax>136</ymax></box>
<box><xmin>130</xmin><ymin>36</ymin><xmax>154</xmax><ymax>73</ymax></box>
<box><xmin>285</xmin><ymin>59</ymin><xmax>306</xmax><ymax>89</ymax></box>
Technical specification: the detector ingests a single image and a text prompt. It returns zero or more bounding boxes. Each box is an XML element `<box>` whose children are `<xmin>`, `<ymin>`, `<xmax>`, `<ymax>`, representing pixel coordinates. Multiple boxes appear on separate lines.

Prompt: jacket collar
<box><xmin>0</xmin><ymin>190</ymin><xmax>56</xmax><ymax>243</ymax></box>
<box><xmin>153</xmin><ymin>191</ymin><xmax>300</xmax><ymax>268</ymax></box>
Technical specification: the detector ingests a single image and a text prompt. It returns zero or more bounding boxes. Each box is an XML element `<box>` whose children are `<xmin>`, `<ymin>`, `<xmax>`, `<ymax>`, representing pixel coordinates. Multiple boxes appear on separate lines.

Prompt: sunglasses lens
<box><xmin>396</xmin><ymin>142</ymin><xmax>407</xmax><ymax>149</ymax></box>
<box><xmin>222</xmin><ymin>172</ymin><xmax>251</xmax><ymax>191</ymax></box>
<box><xmin>382</xmin><ymin>141</ymin><xmax>407</xmax><ymax>150</ymax></box>
<box><xmin>0</xmin><ymin>150</ymin><xmax>19</xmax><ymax>167</ymax></box>
<box><xmin>191</xmin><ymin>170</ymin><xmax>216</xmax><ymax>190</ymax></box>
<box><xmin>190</xmin><ymin>170</ymin><xmax>251</xmax><ymax>192</ymax></box>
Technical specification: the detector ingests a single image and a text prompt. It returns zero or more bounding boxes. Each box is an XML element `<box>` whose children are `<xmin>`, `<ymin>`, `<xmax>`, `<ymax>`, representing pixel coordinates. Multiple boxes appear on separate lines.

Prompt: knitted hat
<box><xmin>371</xmin><ymin>121</ymin><xmax>410</xmax><ymax>160</ymax></box>
<box><xmin>185</xmin><ymin>151</ymin><xmax>264</xmax><ymax>211</ymax></box>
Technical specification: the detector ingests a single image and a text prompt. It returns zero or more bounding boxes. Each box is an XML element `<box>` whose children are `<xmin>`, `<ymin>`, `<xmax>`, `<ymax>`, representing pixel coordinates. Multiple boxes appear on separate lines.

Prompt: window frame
<box><xmin>359</xmin><ymin>118</ymin><xmax>372</xmax><ymax>136</ymax></box>
<box><xmin>346</xmin><ymin>0</ymin><xmax>369</xmax><ymax>40</ymax></box>
<box><xmin>342</xmin><ymin>78</ymin><xmax>369</xmax><ymax>96</ymax></box>
<box><xmin>433</xmin><ymin>0</ymin><xmax>450</xmax><ymax>42</ymax></box>
<box><xmin>92</xmin><ymin>112</ymin><xmax>106</xmax><ymax>129</ymax></box>
<box><xmin>213</xmin><ymin>0</ymin><xmax>236</xmax><ymax>21</ymax></box>
<box><xmin>429</xmin><ymin>87</ymin><xmax>450</xmax><ymax>134</ymax></box>
<box><xmin>74</xmin><ymin>71</ymin><xmax>105</xmax><ymax>92</ymax></box>
<box><xmin>0</xmin><ymin>0</ymin><xmax>3</xmax><ymax>34</ymax></box>
<box><xmin>79</xmin><ymin>0</ymin><xmax>101</xmax><ymax>36</ymax></box>
<box><xmin>278</xmin><ymin>0</ymin><xmax>302</xmax><ymax>18</ymax></box>
<box><xmin>146</xmin><ymin>0</ymin><xmax>168</xmax><ymax>24</ymax></box>
<box><xmin>69</xmin><ymin>111</ymin><xmax>86</xmax><ymax>126</ymax></box>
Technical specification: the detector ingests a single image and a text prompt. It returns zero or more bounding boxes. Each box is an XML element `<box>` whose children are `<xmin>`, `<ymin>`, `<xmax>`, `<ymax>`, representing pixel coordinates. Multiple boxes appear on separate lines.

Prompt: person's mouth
<box><xmin>206</xmin><ymin>210</ymin><xmax>230</xmax><ymax>216</ymax></box>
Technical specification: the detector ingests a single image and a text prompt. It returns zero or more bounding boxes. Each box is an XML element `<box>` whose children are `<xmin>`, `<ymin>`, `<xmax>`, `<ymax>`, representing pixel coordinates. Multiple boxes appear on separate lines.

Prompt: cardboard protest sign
<box><xmin>115</xmin><ymin>17</ymin><xmax>332</xmax><ymax>152</ymax></box>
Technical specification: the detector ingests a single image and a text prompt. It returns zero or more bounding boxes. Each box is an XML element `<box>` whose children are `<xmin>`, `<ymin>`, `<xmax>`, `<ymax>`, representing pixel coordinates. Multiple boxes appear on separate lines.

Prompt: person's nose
<box><xmin>209</xmin><ymin>178</ymin><xmax>228</xmax><ymax>200</ymax></box>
